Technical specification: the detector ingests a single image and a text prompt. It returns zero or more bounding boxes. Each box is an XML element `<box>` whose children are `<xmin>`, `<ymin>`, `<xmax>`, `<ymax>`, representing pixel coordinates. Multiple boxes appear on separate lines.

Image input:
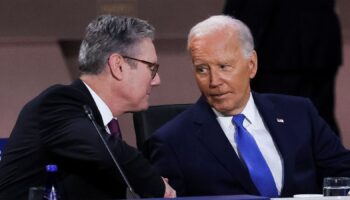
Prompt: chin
<box><xmin>138</xmin><ymin>102</ymin><xmax>150</xmax><ymax>111</ymax></box>
<box><xmin>126</xmin><ymin>102</ymin><xmax>149</xmax><ymax>113</ymax></box>
<box><xmin>214</xmin><ymin>107</ymin><xmax>230</xmax><ymax>115</ymax></box>
<box><xmin>211</xmin><ymin>102</ymin><xmax>234</xmax><ymax>115</ymax></box>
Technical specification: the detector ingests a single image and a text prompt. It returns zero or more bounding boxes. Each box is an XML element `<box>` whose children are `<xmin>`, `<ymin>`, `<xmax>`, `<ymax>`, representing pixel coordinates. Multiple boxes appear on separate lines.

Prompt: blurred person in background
<box><xmin>224</xmin><ymin>0</ymin><xmax>342</xmax><ymax>136</ymax></box>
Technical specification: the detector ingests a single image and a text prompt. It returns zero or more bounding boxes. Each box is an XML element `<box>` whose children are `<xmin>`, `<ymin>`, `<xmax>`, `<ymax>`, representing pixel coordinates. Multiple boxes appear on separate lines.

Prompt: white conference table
<box><xmin>273</xmin><ymin>197</ymin><xmax>350</xmax><ymax>200</ymax></box>
<box><xmin>128</xmin><ymin>195</ymin><xmax>350</xmax><ymax>200</ymax></box>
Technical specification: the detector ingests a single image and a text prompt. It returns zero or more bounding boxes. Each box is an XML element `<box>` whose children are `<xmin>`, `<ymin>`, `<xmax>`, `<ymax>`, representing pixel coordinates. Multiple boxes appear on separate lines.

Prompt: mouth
<box><xmin>209</xmin><ymin>92</ymin><xmax>228</xmax><ymax>100</ymax></box>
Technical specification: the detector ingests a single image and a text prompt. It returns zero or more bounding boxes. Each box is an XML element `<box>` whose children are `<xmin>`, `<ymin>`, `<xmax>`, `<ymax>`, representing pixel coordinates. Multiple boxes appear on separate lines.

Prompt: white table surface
<box><xmin>272</xmin><ymin>197</ymin><xmax>350</xmax><ymax>200</ymax></box>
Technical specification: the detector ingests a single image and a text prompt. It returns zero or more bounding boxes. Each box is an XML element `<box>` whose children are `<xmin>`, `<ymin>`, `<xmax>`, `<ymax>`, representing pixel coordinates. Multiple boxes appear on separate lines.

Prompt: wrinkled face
<box><xmin>124</xmin><ymin>38</ymin><xmax>161</xmax><ymax>111</ymax></box>
<box><xmin>189</xmin><ymin>29</ymin><xmax>257</xmax><ymax>115</ymax></box>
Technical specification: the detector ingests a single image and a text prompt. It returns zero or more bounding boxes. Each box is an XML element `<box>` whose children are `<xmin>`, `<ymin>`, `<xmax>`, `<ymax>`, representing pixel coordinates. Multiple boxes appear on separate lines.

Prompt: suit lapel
<box><xmin>191</xmin><ymin>97</ymin><xmax>259</xmax><ymax>195</ymax></box>
<box><xmin>71</xmin><ymin>79</ymin><xmax>104</xmax><ymax>127</ymax></box>
<box><xmin>252</xmin><ymin>92</ymin><xmax>295</xmax><ymax>196</ymax></box>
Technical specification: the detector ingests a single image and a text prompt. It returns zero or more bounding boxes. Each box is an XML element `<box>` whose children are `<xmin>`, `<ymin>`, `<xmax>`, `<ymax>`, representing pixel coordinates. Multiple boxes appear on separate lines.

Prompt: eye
<box><xmin>148</xmin><ymin>64</ymin><xmax>156</xmax><ymax>71</ymax></box>
<box><xmin>195</xmin><ymin>65</ymin><xmax>209</xmax><ymax>74</ymax></box>
<box><xmin>219</xmin><ymin>64</ymin><xmax>233</xmax><ymax>71</ymax></box>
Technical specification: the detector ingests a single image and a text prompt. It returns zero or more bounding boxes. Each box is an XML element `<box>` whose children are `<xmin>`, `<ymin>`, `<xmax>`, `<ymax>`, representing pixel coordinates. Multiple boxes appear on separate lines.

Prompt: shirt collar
<box><xmin>212</xmin><ymin>93</ymin><xmax>257</xmax><ymax>128</ymax></box>
<box><xmin>83</xmin><ymin>81</ymin><xmax>114</xmax><ymax>127</ymax></box>
<box><xmin>241</xmin><ymin>93</ymin><xmax>256</xmax><ymax>126</ymax></box>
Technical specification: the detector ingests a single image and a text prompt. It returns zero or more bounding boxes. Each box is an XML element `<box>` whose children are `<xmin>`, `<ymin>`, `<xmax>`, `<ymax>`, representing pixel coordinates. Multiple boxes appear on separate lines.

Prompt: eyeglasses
<box><xmin>122</xmin><ymin>55</ymin><xmax>159</xmax><ymax>79</ymax></box>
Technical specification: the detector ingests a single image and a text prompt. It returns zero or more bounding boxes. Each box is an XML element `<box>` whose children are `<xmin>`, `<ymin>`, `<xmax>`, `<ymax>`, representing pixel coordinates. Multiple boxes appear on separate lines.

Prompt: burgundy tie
<box><xmin>107</xmin><ymin>119</ymin><xmax>122</xmax><ymax>138</ymax></box>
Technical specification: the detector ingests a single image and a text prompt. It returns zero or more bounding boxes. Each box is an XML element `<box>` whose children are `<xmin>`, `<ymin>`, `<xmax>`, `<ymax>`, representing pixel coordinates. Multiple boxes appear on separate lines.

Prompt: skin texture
<box><xmin>109</xmin><ymin>38</ymin><xmax>161</xmax><ymax>113</ymax></box>
<box><xmin>81</xmin><ymin>38</ymin><xmax>161</xmax><ymax>116</ymax></box>
<box><xmin>189</xmin><ymin>27</ymin><xmax>258</xmax><ymax>115</ymax></box>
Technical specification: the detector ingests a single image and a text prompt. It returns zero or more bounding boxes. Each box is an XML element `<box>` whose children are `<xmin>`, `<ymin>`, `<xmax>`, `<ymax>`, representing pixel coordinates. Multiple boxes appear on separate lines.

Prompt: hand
<box><xmin>162</xmin><ymin>177</ymin><xmax>176</xmax><ymax>198</ymax></box>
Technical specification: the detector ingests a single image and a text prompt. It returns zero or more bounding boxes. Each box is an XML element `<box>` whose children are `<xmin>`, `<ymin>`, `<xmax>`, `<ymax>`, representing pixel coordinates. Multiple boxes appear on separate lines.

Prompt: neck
<box><xmin>80</xmin><ymin>73</ymin><xmax>125</xmax><ymax>117</ymax></box>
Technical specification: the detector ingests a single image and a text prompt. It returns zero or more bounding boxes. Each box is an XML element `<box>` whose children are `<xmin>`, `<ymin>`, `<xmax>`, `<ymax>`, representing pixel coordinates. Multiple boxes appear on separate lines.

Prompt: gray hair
<box><xmin>187</xmin><ymin>15</ymin><xmax>254</xmax><ymax>58</ymax></box>
<box><xmin>78</xmin><ymin>15</ymin><xmax>155</xmax><ymax>74</ymax></box>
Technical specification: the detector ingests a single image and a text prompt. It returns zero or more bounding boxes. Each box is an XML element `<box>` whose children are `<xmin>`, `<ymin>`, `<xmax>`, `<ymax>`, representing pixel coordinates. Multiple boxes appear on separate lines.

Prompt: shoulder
<box><xmin>254</xmin><ymin>92</ymin><xmax>314</xmax><ymax>108</ymax></box>
<box><xmin>253</xmin><ymin>92</ymin><xmax>320</xmax><ymax>122</ymax></box>
<box><xmin>153</xmin><ymin>107</ymin><xmax>194</xmax><ymax>139</ymax></box>
<box><xmin>30</xmin><ymin>80</ymin><xmax>91</xmax><ymax>107</ymax></box>
<box><xmin>19</xmin><ymin>81</ymin><xmax>92</xmax><ymax>121</ymax></box>
<box><xmin>41</xmin><ymin>81</ymin><xmax>90</xmax><ymax>103</ymax></box>
<box><xmin>152</xmin><ymin>98</ymin><xmax>210</xmax><ymax>141</ymax></box>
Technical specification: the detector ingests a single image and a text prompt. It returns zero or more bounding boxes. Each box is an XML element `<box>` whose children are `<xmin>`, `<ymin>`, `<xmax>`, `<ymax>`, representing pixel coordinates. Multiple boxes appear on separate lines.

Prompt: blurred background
<box><xmin>0</xmin><ymin>0</ymin><xmax>349</xmax><ymax>147</ymax></box>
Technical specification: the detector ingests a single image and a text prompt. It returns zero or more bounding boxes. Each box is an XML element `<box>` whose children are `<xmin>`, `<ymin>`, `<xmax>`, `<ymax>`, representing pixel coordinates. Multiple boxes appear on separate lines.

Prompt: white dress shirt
<box><xmin>83</xmin><ymin>81</ymin><xmax>116</xmax><ymax>134</ymax></box>
<box><xmin>213</xmin><ymin>93</ymin><xmax>283</xmax><ymax>194</ymax></box>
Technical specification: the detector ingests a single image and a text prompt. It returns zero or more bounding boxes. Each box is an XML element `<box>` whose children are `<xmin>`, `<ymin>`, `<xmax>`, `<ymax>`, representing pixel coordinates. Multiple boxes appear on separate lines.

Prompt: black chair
<box><xmin>0</xmin><ymin>138</ymin><xmax>8</xmax><ymax>162</ymax></box>
<box><xmin>133</xmin><ymin>104</ymin><xmax>191</xmax><ymax>156</ymax></box>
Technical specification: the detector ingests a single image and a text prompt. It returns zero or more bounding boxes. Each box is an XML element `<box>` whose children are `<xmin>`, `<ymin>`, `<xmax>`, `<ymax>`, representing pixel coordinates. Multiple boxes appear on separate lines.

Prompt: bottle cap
<box><xmin>46</xmin><ymin>164</ymin><xmax>58</xmax><ymax>172</ymax></box>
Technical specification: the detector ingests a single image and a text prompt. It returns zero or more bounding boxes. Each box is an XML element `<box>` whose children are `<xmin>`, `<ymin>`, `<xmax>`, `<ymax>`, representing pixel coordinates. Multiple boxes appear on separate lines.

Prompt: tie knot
<box><xmin>232</xmin><ymin>114</ymin><xmax>245</xmax><ymax>127</ymax></box>
<box><xmin>108</xmin><ymin>119</ymin><xmax>122</xmax><ymax>138</ymax></box>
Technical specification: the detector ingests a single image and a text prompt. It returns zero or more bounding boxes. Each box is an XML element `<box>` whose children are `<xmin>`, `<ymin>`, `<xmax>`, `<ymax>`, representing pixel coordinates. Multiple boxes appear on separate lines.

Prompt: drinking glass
<box><xmin>28</xmin><ymin>186</ymin><xmax>45</xmax><ymax>200</ymax></box>
<box><xmin>323</xmin><ymin>177</ymin><xmax>350</xmax><ymax>196</ymax></box>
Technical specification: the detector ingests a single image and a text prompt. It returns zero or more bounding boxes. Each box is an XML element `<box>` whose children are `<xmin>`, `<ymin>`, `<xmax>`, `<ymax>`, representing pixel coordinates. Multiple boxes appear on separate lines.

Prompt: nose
<box><xmin>209</xmin><ymin>69</ymin><xmax>221</xmax><ymax>87</ymax></box>
<box><xmin>151</xmin><ymin>73</ymin><xmax>161</xmax><ymax>86</ymax></box>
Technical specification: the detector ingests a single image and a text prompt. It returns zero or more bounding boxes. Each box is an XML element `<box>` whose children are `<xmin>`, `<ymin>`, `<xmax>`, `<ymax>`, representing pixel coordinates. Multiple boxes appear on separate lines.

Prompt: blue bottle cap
<box><xmin>46</xmin><ymin>164</ymin><xmax>58</xmax><ymax>172</ymax></box>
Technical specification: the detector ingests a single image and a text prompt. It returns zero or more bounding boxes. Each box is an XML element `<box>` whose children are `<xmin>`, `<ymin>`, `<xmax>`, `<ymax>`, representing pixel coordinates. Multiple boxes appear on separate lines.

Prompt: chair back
<box><xmin>133</xmin><ymin>104</ymin><xmax>191</xmax><ymax>156</ymax></box>
<box><xmin>0</xmin><ymin>138</ymin><xmax>8</xmax><ymax>161</ymax></box>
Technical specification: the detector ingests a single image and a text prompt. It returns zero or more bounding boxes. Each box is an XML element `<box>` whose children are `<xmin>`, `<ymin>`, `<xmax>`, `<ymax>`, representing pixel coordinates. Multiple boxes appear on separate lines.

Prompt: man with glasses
<box><xmin>0</xmin><ymin>15</ymin><xmax>175</xmax><ymax>200</ymax></box>
<box><xmin>122</xmin><ymin>55</ymin><xmax>160</xmax><ymax>79</ymax></box>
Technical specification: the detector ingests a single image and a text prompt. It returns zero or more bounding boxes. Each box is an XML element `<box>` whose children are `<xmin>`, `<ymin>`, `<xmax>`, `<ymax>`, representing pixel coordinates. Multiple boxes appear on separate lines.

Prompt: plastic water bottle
<box><xmin>43</xmin><ymin>164</ymin><xmax>60</xmax><ymax>200</ymax></box>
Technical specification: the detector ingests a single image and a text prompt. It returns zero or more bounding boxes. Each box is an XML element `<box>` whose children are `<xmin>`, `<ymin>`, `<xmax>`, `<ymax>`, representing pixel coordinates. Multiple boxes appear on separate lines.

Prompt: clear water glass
<box><xmin>323</xmin><ymin>177</ymin><xmax>350</xmax><ymax>196</ymax></box>
<box><xmin>28</xmin><ymin>186</ymin><xmax>45</xmax><ymax>200</ymax></box>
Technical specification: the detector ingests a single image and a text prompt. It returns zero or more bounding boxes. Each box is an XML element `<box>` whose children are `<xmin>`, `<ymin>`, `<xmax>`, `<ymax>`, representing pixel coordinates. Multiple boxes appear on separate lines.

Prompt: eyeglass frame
<box><xmin>121</xmin><ymin>55</ymin><xmax>159</xmax><ymax>79</ymax></box>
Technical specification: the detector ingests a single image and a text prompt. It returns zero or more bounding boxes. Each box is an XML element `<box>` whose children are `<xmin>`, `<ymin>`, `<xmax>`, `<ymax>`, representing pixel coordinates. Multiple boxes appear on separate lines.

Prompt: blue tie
<box><xmin>232</xmin><ymin>114</ymin><xmax>278</xmax><ymax>197</ymax></box>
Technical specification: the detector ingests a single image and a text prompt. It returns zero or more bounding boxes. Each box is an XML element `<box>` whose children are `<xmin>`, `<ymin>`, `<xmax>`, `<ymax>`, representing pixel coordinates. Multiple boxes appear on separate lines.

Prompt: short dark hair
<box><xmin>78</xmin><ymin>15</ymin><xmax>155</xmax><ymax>74</ymax></box>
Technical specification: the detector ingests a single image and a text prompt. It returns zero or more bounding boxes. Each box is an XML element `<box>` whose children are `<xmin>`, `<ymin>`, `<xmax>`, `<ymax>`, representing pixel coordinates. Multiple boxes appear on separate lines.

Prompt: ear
<box><xmin>248</xmin><ymin>50</ymin><xmax>258</xmax><ymax>79</ymax></box>
<box><xmin>108</xmin><ymin>53</ymin><xmax>124</xmax><ymax>80</ymax></box>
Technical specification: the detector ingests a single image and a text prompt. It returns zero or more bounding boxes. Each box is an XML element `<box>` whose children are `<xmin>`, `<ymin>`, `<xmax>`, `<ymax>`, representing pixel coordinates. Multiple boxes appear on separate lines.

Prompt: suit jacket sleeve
<box><xmin>149</xmin><ymin>131</ymin><xmax>186</xmax><ymax>196</ymax></box>
<box><xmin>37</xmin><ymin>86</ymin><xmax>165</xmax><ymax>198</ymax></box>
<box><xmin>306</xmin><ymin>99</ymin><xmax>350</xmax><ymax>178</ymax></box>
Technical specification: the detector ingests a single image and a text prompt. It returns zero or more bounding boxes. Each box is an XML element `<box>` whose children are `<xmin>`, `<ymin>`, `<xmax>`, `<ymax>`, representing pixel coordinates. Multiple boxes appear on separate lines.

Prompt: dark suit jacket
<box><xmin>0</xmin><ymin>80</ymin><xmax>164</xmax><ymax>200</ymax></box>
<box><xmin>149</xmin><ymin>93</ymin><xmax>350</xmax><ymax>197</ymax></box>
<box><xmin>223</xmin><ymin>0</ymin><xmax>342</xmax><ymax>72</ymax></box>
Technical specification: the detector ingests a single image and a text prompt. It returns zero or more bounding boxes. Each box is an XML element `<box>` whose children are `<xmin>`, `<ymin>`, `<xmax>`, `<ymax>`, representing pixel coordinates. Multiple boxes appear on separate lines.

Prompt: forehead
<box><xmin>189</xmin><ymin>30</ymin><xmax>242</xmax><ymax>62</ymax></box>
